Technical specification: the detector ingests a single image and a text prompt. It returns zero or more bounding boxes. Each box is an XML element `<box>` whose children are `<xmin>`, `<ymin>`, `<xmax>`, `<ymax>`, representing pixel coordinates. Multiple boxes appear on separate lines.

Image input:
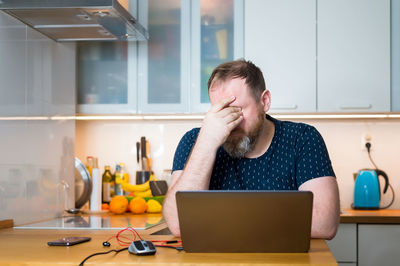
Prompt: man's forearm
<box><xmin>300</xmin><ymin>176</ymin><xmax>340</xmax><ymax>240</ymax></box>
<box><xmin>162</xmin><ymin>133</ymin><xmax>219</xmax><ymax>236</ymax></box>
<box><xmin>172</xmin><ymin>132</ymin><xmax>218</xmax><ymax>190</ymax></box>
<box><xmin>163</xmin><ymin>96</ymin><xmax>243</xmax><ymax>237</ymax></box>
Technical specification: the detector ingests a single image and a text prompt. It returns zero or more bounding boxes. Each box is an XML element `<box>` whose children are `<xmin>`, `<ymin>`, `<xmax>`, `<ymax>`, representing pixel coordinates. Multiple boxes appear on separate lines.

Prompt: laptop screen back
<box><xmin>176</xmin><ymin>190</ymin><xmax>313</xmax><ymax>253</ymax></box>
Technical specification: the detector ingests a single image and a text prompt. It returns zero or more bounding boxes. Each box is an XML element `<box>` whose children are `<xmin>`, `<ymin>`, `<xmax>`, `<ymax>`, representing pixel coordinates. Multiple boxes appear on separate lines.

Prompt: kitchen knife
<box><xmin>146</xmin><ymin>140</ymin><xmax>152</xmax><ymax>171</ymax></box>
<box><xmin>136</xmin><ymin>142</ymin><xmax>140</xmax><ymax>164</ymax></box>
<box><xmin>140</xmin><ymin>137</ymin><xmax>147</xmax><ymax>170</ymax></box>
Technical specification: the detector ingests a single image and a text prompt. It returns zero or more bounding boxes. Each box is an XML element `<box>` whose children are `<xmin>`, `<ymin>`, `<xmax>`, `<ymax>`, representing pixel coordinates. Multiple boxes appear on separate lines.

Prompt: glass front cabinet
<box><xmin>76</xmin><ymin>0</ymin><xmax>244</xmax><ymax>114</ymax></box>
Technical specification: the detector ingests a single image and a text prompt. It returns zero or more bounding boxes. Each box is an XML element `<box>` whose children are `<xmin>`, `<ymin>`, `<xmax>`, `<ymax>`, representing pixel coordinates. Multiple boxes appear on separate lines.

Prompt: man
<box><xmin>163</xmin><ymin>59</ymin><xmax>340</xmax><ymax>239</ymax></box>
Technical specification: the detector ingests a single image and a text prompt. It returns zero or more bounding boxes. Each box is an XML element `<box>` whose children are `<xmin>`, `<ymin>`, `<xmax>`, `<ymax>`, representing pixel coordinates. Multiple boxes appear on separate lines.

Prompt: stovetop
<box><xmin>14</xmin><ymin>215</ymin><xmax>164</xmax><ymax>230</ymax></box>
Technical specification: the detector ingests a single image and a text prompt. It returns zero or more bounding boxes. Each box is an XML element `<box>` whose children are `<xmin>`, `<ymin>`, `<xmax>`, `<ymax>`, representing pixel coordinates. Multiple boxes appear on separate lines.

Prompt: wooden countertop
<box><xmin>340</xmin><ymin>209</ymin><xmax>400</xmax><ymax>224</ymax></box>
<box><xmin>0</xmin><ymin>213</ymin><xmax>337</xmax><ymax>266</ymax></box>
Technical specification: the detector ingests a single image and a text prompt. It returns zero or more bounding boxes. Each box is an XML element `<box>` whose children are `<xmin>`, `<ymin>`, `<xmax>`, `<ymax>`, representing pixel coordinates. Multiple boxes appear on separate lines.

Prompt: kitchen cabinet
<box><xmin>138</xmin><ymin>0</ymin><xmax>244</xmax><ymax>114</ymax></box>
<box><xmin>77</xmin><ymin>41</ymin><xmax>136</xmax><ymax>114</ymax></box>
<box><xmin>76</xmin><ymin>2</ymin><xmax>138</xmax><ymax>114</ymax></box>
<box><xmin>245</xmin><ymin>0</ymin><xmax>317</xmax><ymax>113</ymax></box>
<box><xmin>328</xmin><ymin>221</ymin><xmax>400</xmax><ymax>266</ymax></box>
<box><xmin>245</xmin><ymin>0</ymin><xmax>390</xmax><ymax>113</ymax></box>
<box><xmin>137</xmin><ymin>0</ymin><xmax>188</xmax><ymax>113</ymax></box>
<box><xmin>77</xmin><ymin>0</ymin><xmax>244</xmax><ymax>114</ymax></box>
<box><xmin>391</xmin><ymin>0</ymin><xmax>400</xmax><ymax>111</ymax></box>
<box><xmin>358</xmin><ymin>224</ymin><xmax>400</xmax><ymax>266</ymax></box>
<box><xmin>326</xmin><ymin>224</ymin><xmax>357</xmax><ymax>265</ymax></box>
<box><xmin>189</xmin><ymin>0</ymin><xmax>244</xmax><ymax>113</ymax></box>
<box><xmin>317</xmin><ymin>0</ymin><xmax>390</xmax><ymax>112</ymax></box>
<box><xmin>78</xmin><ymin>0</ymin><xmax>392</xmax><ymax>114</ymax></box>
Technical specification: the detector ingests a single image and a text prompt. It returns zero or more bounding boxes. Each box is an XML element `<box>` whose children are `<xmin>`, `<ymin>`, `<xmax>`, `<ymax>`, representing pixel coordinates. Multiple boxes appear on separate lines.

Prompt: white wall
<box><xmin>75</xmin><ymin>118</ymin><xmax>400</xmax><ymax>211</ymax></box>
<box><xmin>0</xmin><ymin>12</ymin><xmax>76</xmax><ymax>225</ymax></box>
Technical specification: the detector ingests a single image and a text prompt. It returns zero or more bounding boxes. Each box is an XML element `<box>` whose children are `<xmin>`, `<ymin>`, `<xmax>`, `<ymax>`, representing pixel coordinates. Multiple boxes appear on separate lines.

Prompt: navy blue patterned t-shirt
<box><xmin>172</xmin><ymin>115</ymin><xmax>335</xmax><ymax>190</ymax></box>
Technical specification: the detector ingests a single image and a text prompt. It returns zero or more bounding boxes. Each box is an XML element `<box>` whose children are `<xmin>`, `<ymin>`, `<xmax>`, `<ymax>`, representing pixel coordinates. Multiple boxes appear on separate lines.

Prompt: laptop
<box><xmin>176</xmin><ymin>190</ymin><xmax>313</xmax><ymax>253</ymax></box>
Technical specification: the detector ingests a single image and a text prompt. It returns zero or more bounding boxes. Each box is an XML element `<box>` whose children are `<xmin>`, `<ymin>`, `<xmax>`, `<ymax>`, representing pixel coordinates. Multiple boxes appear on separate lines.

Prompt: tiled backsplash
<box><xmin>0</xmin><ymin>12</ymin><xmax>75</xmax><ymax>225</ymax></box>
<box><xmin>75</xmin><ymin>118</ymin><xmax>400</xmax><ymax>211</ymax></box>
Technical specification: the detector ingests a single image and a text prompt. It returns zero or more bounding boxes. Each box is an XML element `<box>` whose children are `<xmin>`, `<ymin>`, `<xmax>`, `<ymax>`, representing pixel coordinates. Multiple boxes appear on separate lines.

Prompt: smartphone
<box><xmin>47</xmin><ymin>236</ymin><xmax>91</xmax><ymax>246</ymax></box>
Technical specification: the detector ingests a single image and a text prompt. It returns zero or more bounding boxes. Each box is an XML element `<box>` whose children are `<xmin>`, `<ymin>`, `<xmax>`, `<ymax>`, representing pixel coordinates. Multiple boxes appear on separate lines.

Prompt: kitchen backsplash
<box><xmin>0</xmin><ymin>12</ymin><xmax>76</xmax><ymax>225</ymax></box>
<box><xmin>75</xmin><ymin>118</ymin><xmax>400</xmax><ymax>211</ymax></box>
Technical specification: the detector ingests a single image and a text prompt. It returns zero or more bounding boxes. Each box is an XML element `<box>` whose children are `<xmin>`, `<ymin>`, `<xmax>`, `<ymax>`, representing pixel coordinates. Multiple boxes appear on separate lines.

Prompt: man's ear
<box><xmin>260</xmin><ymin>90</ymin><xmax>271</xmax><ymax>112</ymax></box>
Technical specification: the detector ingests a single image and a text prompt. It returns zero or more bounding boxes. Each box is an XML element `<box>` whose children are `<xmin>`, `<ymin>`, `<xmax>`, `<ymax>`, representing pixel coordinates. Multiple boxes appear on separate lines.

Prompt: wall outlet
<box><xmin>361</xmin><ymin>133</ymin><xmax>373</xmax><ymax>151</ymax></box>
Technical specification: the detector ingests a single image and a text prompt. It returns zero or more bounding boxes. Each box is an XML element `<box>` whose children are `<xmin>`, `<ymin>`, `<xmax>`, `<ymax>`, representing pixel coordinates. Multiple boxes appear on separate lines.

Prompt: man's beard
<box><xmin>222</xmin><ymin>113</ymin><xmax>264</xmax><ymax>158</ymax></box>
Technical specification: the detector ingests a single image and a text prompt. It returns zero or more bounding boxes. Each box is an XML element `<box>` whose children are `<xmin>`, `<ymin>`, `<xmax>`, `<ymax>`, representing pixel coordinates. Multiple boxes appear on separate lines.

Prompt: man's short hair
<box><xmin>207</xmin><ymin>59</ymin><xmax>266</xmax><ymax>100</ymax></box>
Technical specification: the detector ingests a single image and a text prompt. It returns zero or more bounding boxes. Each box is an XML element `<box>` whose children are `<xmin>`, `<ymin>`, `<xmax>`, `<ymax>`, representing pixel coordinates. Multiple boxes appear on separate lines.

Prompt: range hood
<box><xmin>0</xmin><ymin>0</ymin><xmax>149</xmax><ymax>41</ymax></box>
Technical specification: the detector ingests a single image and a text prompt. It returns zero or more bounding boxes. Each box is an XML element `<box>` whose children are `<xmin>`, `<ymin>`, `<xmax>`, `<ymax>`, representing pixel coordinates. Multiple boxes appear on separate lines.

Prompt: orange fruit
<box><xmin>109</xmin><ymin>196</ymin><xmax>128</xmax><ymax>214</ymax></box>
<box><xmin>101</xmin><ymin>203</ymin><xmax>109</xmax><ymax>210</ymax></box>
<box><xmin>129</xmin><ymin>197</ymin><xmax>148</xmax><ymax>214</ymax></box>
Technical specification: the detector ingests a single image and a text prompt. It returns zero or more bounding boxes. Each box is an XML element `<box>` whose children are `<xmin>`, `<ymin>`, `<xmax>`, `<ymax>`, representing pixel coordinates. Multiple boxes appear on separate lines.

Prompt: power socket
<box><xmin>361</xmin><ymin>133</ymin><xmax>373</xmax><ymax>151</ymax></box>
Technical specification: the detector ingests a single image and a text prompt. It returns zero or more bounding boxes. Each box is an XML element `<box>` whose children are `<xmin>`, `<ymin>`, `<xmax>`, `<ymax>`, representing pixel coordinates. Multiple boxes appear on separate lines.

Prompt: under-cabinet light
<box><xmin>1</xmin><ymin>113</ymin><xmax>400</xmax><ymax>121</ymax></box>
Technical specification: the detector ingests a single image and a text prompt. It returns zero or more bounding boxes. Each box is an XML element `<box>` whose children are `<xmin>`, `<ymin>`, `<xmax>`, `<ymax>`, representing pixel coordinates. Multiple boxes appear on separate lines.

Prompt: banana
<box><xmin>134</xmin><ymin>189</ymin><xmax>153</xmax><ymax>198</ymax></box>
<box><xmin>121</xmin><ymin>180</ymin><xmax>150</xmax><ymax>193</ymax></box>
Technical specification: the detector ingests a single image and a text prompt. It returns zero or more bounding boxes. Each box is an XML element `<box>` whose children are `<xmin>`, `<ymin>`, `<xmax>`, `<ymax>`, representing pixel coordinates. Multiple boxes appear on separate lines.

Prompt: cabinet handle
<box><xmin>271</xmin><ymin>105</ymin><xmax>298</xmax><ymax>110</ymax></box>
<box><xmin>339</xmin><ymin>104</ymin><xmax>372</xmax><ymax>110</ymax></box>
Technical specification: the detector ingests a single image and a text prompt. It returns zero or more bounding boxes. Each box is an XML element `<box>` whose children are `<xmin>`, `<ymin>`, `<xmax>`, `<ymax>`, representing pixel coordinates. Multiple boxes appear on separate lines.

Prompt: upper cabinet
<box><xmin>317</xmin><ymin>0</ymin><xmax>390</xmax><ymax>112</ymax></box>
<box><xmin>190</xmin><ymin>0</ymin><xmax>244</xmax><ymax>113</ymax></box>
<box><xmin>137</xmin><ymin>0</ymin><xmax>188</xmax><ymax>113</ymax></box>
<box><xmin>77</xmin><ymin>2</ymin><xmax>139</xmax><ymax>114</ymax></box>
<box><xmin>138</xmin><ymin>0</ymin><xmax>243</xmax><ymax>114</ymax></box>
<box><xmin>77</xmin><ymin>0</ymin><xmax>393</xmax><ymax>114</ymax></box>
<box><xmin>77</xmin><ymin>0</ymin><xmax>243</xmax><ymax>114</ymax></box>
<box><xmin>244</xmin><ymin>0</ymin><xmax>390</xmax><ymax>113</ymax></box>
<box><xmin>391</xmin><ymin>0</ymin><xmax>400</xmax><ymax>111</ymax></box>
<box><xmin>245</xmin><ymin>0</ymin><xmax>317</xmax><ymax>113</ymax></box>
<box><xmin>77</xmin><ymin>41</ymin><xmax>135</xmax><ymax>114</ymax></box>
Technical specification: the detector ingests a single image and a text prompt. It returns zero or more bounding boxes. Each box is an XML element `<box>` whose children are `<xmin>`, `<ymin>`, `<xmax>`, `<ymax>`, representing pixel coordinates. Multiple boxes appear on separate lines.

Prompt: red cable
<box><xmin>106</xmin><ymin>227</ymin><xmax>143</xmax><ymax>247</ymax></box>
<box><xmin>105</xmin><ymin>227</ymin><xmax>182</xmax><ymax>248</ymax></box>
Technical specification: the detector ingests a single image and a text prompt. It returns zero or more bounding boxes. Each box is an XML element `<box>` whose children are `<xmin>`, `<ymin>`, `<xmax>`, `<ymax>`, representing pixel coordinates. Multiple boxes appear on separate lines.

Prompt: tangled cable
<box><xmin>103</xmin><ymin>226</ymin><xmax>143</xmax><ymax>247</ymax></box>
<box><xmin>79</xmin><ymin>226</ymin><xmax>182</xmax><ymax>265</ymax></box>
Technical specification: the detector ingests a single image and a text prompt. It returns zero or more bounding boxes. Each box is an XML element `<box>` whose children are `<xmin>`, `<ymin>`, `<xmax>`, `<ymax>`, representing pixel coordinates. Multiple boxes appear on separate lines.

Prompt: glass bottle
<box><xmin>86</xmin><ymin>156</ymin><xmax>94</xmax><ymax>177</ymax></box>
<box><xmin>119</xmin><ymin>162</ymin><xmax>130</xmax><ymax>196</ymax></box>
<box><xmin>119</xmin><ymin>163</ymin><xmax>129</xmax><ymax>183</ymax></box>
<box><xmin>102</xmin><ymin>166</ymin><xmax>113</xmax><ymax>203</ymax></box>
<box><xmin>114</xmin><ymin>164</ymin><xmax>123</xmax><ymax>196</ymax></box>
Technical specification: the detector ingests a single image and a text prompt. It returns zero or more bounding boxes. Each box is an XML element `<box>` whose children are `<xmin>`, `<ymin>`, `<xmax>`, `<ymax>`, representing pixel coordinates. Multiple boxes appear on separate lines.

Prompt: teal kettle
<box><xmin>353</xmin><ymin>169</ymin><xmax>389</xmax><ymax>209</ymax></box>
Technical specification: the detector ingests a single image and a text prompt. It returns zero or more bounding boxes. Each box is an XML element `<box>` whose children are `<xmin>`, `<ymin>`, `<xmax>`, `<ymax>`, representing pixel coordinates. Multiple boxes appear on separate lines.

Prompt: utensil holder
<box><xmin>136</xmin><ymin>170</ymin><xmax>150</xmax><ymax>184</ymax></box>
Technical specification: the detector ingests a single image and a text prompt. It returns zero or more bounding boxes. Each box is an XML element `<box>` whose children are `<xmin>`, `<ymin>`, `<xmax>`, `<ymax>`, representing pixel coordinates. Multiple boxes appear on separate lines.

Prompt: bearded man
<box><xmin>163</xmin><ymin>59</ymin><xmax>340</xmax><ymax>239</ymax></box>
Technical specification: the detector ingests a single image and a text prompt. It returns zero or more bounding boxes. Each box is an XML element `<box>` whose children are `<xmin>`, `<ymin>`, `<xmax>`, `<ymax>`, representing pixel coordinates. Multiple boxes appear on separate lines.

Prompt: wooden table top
<box><xmin>340</xmin><ymin>209</ymin><xmax>400</xmax><ymax>224</ymax></box>
<box><xmin>0</xmin><ymin>213</ymin><xmax>337</xmax><ymax>266</ymax></box>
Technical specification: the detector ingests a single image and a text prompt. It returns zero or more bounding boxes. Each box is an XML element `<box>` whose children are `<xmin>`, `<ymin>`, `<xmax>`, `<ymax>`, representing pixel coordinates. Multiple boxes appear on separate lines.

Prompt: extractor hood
<box><xmin>0</xmin><ymin>0</ymin><xmax>149</xmax><ymax>41</ymax></box>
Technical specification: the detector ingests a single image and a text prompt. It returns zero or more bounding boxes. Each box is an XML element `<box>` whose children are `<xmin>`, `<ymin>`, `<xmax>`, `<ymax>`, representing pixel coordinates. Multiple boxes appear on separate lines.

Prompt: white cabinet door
<box><xmin>317</xmin><ymin>0</ymin><xmax>390</xmax><ymax>112</ymax></box>
<box><xmin>245</xmin><ymin>0</ymin><xmax>316</xmax><ymax>113</ymax></box>
<box><xmin>137</xmin><ymin>0</ymin><xmax>189</xmax><ymax>113</ymax></box>
<box><xmin>326</xmin><ymin>223</ymin><xmax>357</xmax><ymax>264</ymax></box>
<box><xmin>358</xmin><ymin>224</ymin><xmax>400</xmax><ymax>266</ymax></box>
<box><xmin>391</xmin><ymin>0</ymin><xmax>400</xmax><ymax>111</ymax></box>
<box><xmin>77</xmin><ymin>3</ymin><xmax>139</xmax><ymax>114</ymax></box>
<box><xmin>76</xmin><ymin>42</ymin><xmax>137</xmax><ymax>114</ymax></box>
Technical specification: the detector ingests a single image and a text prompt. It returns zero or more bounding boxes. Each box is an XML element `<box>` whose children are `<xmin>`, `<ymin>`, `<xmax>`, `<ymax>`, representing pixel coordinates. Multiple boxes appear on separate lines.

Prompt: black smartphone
<box><xmin>47</xmin><ymin>236</ymin><xmax>91</xmax><ymax>246</ymax></box>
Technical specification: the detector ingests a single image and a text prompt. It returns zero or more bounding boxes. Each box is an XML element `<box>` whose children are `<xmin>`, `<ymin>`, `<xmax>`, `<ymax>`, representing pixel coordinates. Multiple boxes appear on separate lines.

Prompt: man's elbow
<box><xmin>324</xmin><ymin>223</ymin><xmax>338</xmax><ymax>240</ymax></box>
<box><xmin>312</xmin><ymin>217</ymin><xmax>339</xmax><ymax>240</ymax></box>
<box><xmin>162</xmin><ymin>204</ymin><xmax>181</xmax><ymax>237</ymax></box>
<box><xmin>169</xmin><ymin>225</ymin><xmax>181</xmax><ymax>237</ymax></box>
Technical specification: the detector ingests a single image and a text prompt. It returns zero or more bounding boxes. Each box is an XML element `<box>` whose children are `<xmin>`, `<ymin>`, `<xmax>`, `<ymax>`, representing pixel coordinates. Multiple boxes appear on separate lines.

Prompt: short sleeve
<box><xmin>172</xmin><ymin>128</ymin><xmax>200</xmax><ymax>172</ymax></box>
<box><xmin>295</xmin><ymin>125</ymin><xmax>335</xmax><ymax>186</ymax></box>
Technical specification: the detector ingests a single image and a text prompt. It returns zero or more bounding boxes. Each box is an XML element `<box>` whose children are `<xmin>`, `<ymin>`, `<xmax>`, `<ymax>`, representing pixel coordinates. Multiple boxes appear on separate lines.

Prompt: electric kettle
<box><xmin>353</xmin><ymin>169</ymin><xmax>389</xmax><ymax>209</ymax></box>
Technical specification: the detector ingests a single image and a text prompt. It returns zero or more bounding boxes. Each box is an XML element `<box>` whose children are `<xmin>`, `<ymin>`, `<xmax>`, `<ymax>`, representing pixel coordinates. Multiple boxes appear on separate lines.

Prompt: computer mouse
<box><xmin>128</xmin><ymin>240</ymin><xmax>156</xmax><ymax>256</ymax></box>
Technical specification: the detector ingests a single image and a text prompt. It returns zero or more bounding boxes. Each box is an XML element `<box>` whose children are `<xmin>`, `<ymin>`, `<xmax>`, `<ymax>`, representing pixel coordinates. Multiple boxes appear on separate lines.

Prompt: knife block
<box><xmin>136</xmin><ymin>170</ymin><xmax>150</xmax><ymax>184</ymax></box>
